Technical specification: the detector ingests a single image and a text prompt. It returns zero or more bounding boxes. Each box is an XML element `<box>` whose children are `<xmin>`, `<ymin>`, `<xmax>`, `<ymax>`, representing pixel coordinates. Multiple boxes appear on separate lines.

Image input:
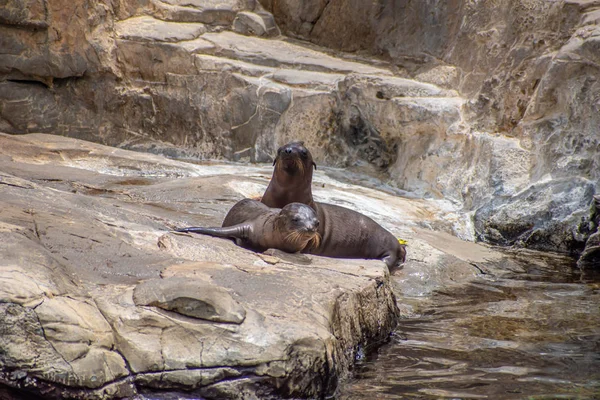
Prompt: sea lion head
<box><xmin>273</xmin><ymin>141</ymin><xmax>317</xmax><ymax>177</ymax></box>
<box><xmin>276</xmin><ymin>202</ymin><xmax>321</xmax><ymax>251</ymax></box>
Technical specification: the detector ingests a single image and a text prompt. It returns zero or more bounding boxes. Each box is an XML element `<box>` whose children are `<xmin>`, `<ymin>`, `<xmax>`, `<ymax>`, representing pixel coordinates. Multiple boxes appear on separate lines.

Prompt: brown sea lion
<box><xmin>261</xmin><ymin>141</ymin><xmax>317</xmax><ymax>210</ymax></box>
<box><xmin>307</xmin><ymin>202</ymin><xmax>407</xmax><ymax>269</ymax></box>
<box><xmin>176</xmin><ymin>199</ymin><xmax>321</xmax><ymax>254</ymax></box>
<box><xmin>261</xmin><ymin>142</ymin><xmax>407</xmax><ymax>270</ymax></box>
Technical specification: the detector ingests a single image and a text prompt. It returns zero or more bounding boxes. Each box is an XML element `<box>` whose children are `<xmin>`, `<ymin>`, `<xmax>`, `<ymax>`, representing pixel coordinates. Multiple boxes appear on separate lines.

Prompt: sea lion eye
<box><xmin>301</xmin><ymin>149</ymin><xmax>308</xmax><ymax>157</ymax></box>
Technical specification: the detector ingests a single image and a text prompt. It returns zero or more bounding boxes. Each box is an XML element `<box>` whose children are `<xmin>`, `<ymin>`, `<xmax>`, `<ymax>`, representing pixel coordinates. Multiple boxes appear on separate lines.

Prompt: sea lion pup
<box><xmin>176</xmin><ymin>199</ymin><xmax>321</xmax><ymax>254</ymax></box>
<box><xmin>262</xmin><ymin>141</ymin><xmax>406</xmax><ymax>270</ymax></box>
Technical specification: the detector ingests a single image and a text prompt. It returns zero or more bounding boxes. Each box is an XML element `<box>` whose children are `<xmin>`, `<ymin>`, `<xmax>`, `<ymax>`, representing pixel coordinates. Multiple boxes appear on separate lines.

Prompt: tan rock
<box><xmin>232</xmin><ymin>11</ymin><xmax>273</xmax><ymax>37</ymax></box>
<box><xmin>132</xmin><ymin>277</ymin><xmax>246</xmax><ymax>323</ymax></box>
<box><xmin>116</xmin><ymin>16</ymin><xmax>207</xmax><ymax>42</ymax></box>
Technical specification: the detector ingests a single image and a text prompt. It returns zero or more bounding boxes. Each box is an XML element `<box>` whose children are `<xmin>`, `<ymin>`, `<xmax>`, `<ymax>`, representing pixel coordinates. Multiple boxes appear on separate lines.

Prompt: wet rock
<box><xmin>578</xmin><ymin>231</ymin><xmax>600</xmax><ymax>268</ymax></box>
<box><xmin>474</xmin><ymin>178</ymin><xmax>596</xmax><ymax>253</ymax></box>
<box><xmin>135</xmin><ymin>368</ymin><xmax>242</xmax><ymax>390</ymax></box>
<box><xmin>577</xmin><ymin>195</ymin><xmax>600</xmax><ymax>268</ymax></box>
<box><xmin>133</xmin><ymin>277</ymin><xmax>246</xmax><ymax>323</ymax></box>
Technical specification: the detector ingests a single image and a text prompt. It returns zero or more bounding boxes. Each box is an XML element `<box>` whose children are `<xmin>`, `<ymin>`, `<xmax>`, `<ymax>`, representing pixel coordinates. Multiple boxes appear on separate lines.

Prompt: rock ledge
<box><xmin>0</xmin><ymin>133</ymin><xmax>399</xmax><ymax>399</ymax></box>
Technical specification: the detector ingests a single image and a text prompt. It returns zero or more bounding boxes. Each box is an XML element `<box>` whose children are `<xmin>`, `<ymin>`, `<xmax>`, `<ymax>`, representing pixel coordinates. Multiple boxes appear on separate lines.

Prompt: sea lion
<box><xmin>176</xmin><ymin>198</ymin><xmax>404</xmax><ymax>269</ymax></box>
<box><xmin>176</xmin><ymin>199</ymin><xmax>321</xmax><ymax>254</ymax></box>
<box><xmin>261</xmin><ymin>141</ymin><xmax>317</xmax><ymax>210</ymax></box>
<box><xmin>262</xmin><ymin>141</ymin><xmax>406</xmax><ymax>270</ymax></box>
<box><xmin>307</xmin><ymin>202</ymin><xmax>407</xmax><ymax>269</ymax></box>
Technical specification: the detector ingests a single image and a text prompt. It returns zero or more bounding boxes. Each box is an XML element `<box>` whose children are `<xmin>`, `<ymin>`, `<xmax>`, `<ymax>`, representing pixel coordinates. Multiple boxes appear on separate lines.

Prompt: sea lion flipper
<box><xmin>175</xmin><ymin>224</ymin><xmax>250</xmax><ymax>240</ymax></box>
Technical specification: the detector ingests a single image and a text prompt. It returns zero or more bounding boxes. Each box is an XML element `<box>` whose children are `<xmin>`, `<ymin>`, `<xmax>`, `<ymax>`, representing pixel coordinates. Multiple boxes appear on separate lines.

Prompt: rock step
<box><xmin>190</xmin><ymin>54</ymin><xmax>462</xmax><ymax>100</ymax></box>
<box><xmin>151</xmin><ymin>0</ymin><xmax>253</xmax><ymax>25</ymax></box>
<box><xmin>115</xmin><ymin>16</ymin><xmax>461</xmax><ymax>99</ymax></box>
<box><xmin>116</xmin><ymin>16</ymin><xmax>207</xmax><ymax>42</ymax></box>
<box><xmin>149</xmin><ymin>0</ymin><xmax>280</xmax><ymax>37</ymax></box>
<box><xmin>115</xmin><ymin>0</ymin><xmax>280</xmax><ymax>38</ymax></box>
<box><xmin>198</xmin><ymin>31</ymin><xmax>392</xmax><ymax>76</ymax></box>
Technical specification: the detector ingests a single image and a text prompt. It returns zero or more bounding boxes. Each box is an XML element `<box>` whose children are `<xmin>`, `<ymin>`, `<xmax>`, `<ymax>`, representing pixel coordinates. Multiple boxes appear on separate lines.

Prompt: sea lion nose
<box><xmin>285</xmin><ymin>147</ymin><xmax>293</xmax><ymax>154</ymax></box>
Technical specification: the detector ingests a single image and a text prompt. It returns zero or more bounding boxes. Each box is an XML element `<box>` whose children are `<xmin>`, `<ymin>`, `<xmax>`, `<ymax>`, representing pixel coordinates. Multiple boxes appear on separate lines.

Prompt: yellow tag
<box><xmin>397</xmin><ymin>238</ymin><xmax>408</xmax><ymax>245</ymax></box>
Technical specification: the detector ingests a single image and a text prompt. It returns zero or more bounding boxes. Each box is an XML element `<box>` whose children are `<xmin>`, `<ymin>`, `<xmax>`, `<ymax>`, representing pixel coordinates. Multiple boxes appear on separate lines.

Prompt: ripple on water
<box><xmin>338</xmin><ymin>253</ymin><xmax>600</xmax><ymax>399</ymax></box>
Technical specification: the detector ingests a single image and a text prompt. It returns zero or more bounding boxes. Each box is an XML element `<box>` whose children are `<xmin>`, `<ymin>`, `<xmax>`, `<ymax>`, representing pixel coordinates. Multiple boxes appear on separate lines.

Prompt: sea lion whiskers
<box><xmin>283</xmin><ymin>230</ymin><xmax>320</xmax><ymax>252</ymax></box>
<box><xmin>274</xmin><ymin>156</ymin><xmax>284</xmax><ymax>173</ymax></box>
<box><xmin>274</xmin><ymin>154</ymin><xmax>306</xmax><ymax>177</ymax></box>
<box><xmin>294</xmin><ymin>157</ymin><xmax>305</xmax><ymax>176</ymax></box>
<box><xmin>283</xmin><ymin>229</ymin><xmax>304</xmax><ymax>247</ymax></box>
<box><xmin>306</xmin><ymin>232</ymin><xmax>321</xmax><ymax>250</ymax></box>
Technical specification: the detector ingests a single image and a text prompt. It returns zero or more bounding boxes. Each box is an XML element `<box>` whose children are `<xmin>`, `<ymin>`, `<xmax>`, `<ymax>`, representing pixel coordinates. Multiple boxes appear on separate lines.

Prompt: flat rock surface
<box><xmin>0</xmin><ymin>133</ymin><xmax>510</xmax><ymax>399</ymax></box>
<box><xmin>199</xmin><ymin>31</ymin><xmax>394</xmax><ymax>75</ymax></box>
<box><xmin>116</xmin><ymin>16</ymin><xmax>207</xmax><ymax>42</ymax></box>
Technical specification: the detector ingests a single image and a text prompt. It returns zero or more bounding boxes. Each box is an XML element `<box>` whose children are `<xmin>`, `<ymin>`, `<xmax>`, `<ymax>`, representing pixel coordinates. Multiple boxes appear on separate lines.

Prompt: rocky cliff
<box><xmin>1</xmin><ymin>0</ymin><xmax>597</xmax><ymax>257</ymax></box>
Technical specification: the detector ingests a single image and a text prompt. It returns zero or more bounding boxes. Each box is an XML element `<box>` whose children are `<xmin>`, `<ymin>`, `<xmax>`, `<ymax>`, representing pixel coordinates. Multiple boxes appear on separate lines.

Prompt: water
<box><xmin>338</xmin><ymin>253</ymin><xmax>600</xmax><ymax>399</ymax></box>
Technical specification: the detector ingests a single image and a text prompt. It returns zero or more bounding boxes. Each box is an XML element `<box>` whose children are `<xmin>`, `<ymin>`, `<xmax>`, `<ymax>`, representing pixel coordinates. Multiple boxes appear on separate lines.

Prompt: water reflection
<box><xmin>338</xmin><ymin>253</ymin><xmax>600</xmax><ymax>399</ymax></box>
